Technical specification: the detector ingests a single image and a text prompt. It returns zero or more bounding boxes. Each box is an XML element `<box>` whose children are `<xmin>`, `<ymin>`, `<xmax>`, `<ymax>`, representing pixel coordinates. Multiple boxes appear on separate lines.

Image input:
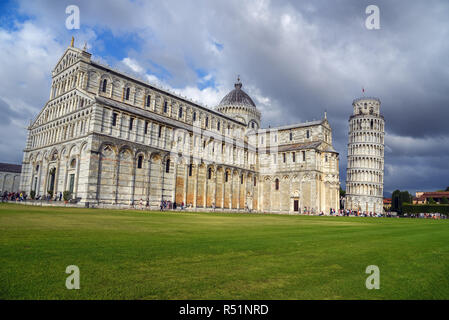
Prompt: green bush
<box><xmin>63</xmin><ymin>191</ymin><xmax>72</xmax><ymax>201</ymax></box>
<box><xmin>402</xmin><ymin>204</ymin><xmax>449</xmax><ymax>216</ymax></box>
<box><xmin>30</xmin><ymin>190</ymin><xmax>36</xmax><ymax>200</ymax></box>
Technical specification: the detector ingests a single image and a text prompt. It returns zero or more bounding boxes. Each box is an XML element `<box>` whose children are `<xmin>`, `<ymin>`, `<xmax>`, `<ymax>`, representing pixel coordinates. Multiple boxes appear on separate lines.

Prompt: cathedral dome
<box><xmin>218</xmin><ymin>78</ymin><xmax>256</xmax><ymax>108</ymax></box>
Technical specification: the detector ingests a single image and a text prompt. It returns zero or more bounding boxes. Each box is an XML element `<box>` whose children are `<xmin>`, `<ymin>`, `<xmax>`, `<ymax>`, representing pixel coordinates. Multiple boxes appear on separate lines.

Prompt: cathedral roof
<box><xmin>218</xmin><ymin>78</ymin><xmax>256</xmax><ymax>108</ymax></box>
<box><xmin>0</xmin><ymin>162</ymin><xmax>22</xmax><ymax>173</ymax></box>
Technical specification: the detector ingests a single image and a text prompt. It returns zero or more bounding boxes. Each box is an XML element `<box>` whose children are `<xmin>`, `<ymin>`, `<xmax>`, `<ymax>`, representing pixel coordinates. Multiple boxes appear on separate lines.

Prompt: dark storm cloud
<box><xmin>5</xmin><ymin>0</ymin><xmax>449</xmax><ymax>194</ymax></box>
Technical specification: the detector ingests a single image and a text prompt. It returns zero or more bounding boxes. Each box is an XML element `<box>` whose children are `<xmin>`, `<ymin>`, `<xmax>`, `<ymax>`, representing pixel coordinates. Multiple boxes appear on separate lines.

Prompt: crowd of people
<box><xmin>1</xmin><ymin>193</ymin><xmax>447</xmax><ymax>219</ymax></box>
<box><xmin>1</xmin><ymin>191</ymin><xmax>27</xmax><ymax>202</ymax></box>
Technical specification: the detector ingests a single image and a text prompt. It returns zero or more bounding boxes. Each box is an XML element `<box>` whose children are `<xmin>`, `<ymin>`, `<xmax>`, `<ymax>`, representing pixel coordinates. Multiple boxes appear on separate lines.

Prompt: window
<box><xmin>283</xmin><ymin>153</ymin><xmax>286</xmax><ymax>163</ymax></box>
<box><xmin>193</xmin><ymin>112</ymin><xmax>196</xmax><ymax>121</ymax></box>
<box><xmin>208</xmin><ymin>168</ymin><xmax>212</xmax><ymax>180</ymax></box>
<box><xmin>225</xmin><ymin>171</ymin><xmax>229</xmax><ymax>182</ymax></box>
<box><xmin>292</xmin><ymin>152</ymin><xmax>296</xmax><ymax>162</ymax></box>
<box><xmin>179</xmin><ymin>106</ymin><xmax>183</xmax><ymax>118</ymax></box>
<box><xmin>146</xmin><ymin>95</ymin><xmax>151</xmax><ymax>107</ymax></box>
<box><xmin>275</xmin><ymin>178</ymin><xmax>279</xmax><ymax>190</ymax></box>
<box><xmin>163</xmin><ymin>101</ymin><xmax>168</xmax><ymax>113</ymax></box>
<box><xmin>165</xmin><ymin>159</ymin><xmax>170</xmax><ymax>173</ymax></box>
<box><xmin>158</xmin><ymin>126</ymin><xmax>162</xmax><ymax>138</ymax></box>
<box><xmin>144</xmin><ymin>121</ymin><xmax>148</xmax><ymax>134</ymax></box>
<box><xmin>112</xmin><ymin>113</ymin><xmax>117</xmax><ymax>126</ymax></box>
<box><xmin>70</xmin><ymin>158</ymin><xmax>76</xmax><ymax>168</ymax></box>
<box><xmin>129</xmin><ymin>118</ymin><xmax>134</xmax><ymax>131</ymax></box>
<box><xmin>370</xmin><ymin>119</ymin><xmax>373</xmax><ymax>129</ymax></box>
<box><xmin>125</xmin><ymin>87</ymin><xmax>130</xmax><ymax>101</ymax></box>
<box><xmin>325</xmin><ymin>155</ymin><xmax>328</xmax><ymax>162</ymax></box>
<box><xmin>306</xmin><ymin>130</ymin><xmax>310</xmax><ymax>139</ymax></box>
<box><xmin>251</xmin><ymin>122</ymin><xmax>255</xmax><ymax>129</ymax></box>
<box><xmin>217</xmin><ymin>121</ymin><xmax>220</xmax><ymax>131</ymax></box>
<box><xmin>241</xmin><ymin>175</ymin><xmax>243</xmax><ymax>184</ymax></box>
<box><xmin>137</xmin><ymin>155</ymin><xmax>143</xmax><ymax>169</ymax></box>
<box><xmin>205</xmin><ymin>117</ymin><xmax>209</xmax><ymax>128</ymax></box>
<box><xmin>289</xmin><ymin>132</ymin><xmax>293</xmax><ymax>141</ymax></box>
<box><xmin>102</xmin><ymin>79</ymin><xmax>107</xmax><ymax>93</ymax></box>
<box><xmin>189</xmin><ymin>164</ymin><xmax>193</xmax><ymax>177</ymax></box>
<box><xmin>302</xmin><ymin>151</ymin><xmax>306</xmax><ymax>161</ymax></box>
<box><xmin>254</xmin><ymin>177</ymin><xmax>257</xmax><ymax>186</ymax></box>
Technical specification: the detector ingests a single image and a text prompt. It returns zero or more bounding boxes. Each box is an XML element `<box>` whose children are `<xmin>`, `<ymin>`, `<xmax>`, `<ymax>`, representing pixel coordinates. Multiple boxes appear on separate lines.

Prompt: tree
<box><xmin>446</xmin><ymin>186</ymin><xmax>449</xmax><ymax>191</ymax></box>
<box><xmin>441</xmin><ymin>197</ymin><xmax>449</xmax><ymax>204</ymax></box>
<box><xmin>428</xmin><ymin>197</ymin><xmax>436</xmax><ymax>204</ymax></box>
<box><xmin>391</xmin><ymin>189</ymin><xmax>412</xmax><ymax>214</ymax></box>
<box><xmin>340</xmin><ymin>187</ymin><xmax>346</xmax><ymax>197</ymax></box>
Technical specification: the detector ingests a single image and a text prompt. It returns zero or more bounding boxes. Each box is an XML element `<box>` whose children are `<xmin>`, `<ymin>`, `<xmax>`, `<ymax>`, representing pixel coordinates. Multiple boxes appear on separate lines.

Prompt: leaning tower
<box><xmin>345</xmin><ymin>97</ymin><xmax>385</xmax><ymax>213</ymax></box>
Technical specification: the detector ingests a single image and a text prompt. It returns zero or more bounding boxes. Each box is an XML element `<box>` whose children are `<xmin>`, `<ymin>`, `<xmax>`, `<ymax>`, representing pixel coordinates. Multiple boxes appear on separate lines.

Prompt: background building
<box><xmin>19</xmin><ymin>42</ymin><xmax>340</xmax><ymax>213</ymax></box>
<box><xmin>345</xmin><ymin>97</ymin><xmax>385</xmax><ymax>213</ymax></box>
<box><xmin>0</xmin><ymin>163</ymin><xmax>22</xmax><ymax>193</ymax></box>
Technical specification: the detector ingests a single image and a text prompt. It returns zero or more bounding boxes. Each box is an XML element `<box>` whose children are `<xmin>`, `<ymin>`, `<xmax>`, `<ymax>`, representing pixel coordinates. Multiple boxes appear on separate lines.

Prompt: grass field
<box><xmin>1</xmin><ymin>203</ymin><xmax>449</xmax><ymax>299</ymax></box>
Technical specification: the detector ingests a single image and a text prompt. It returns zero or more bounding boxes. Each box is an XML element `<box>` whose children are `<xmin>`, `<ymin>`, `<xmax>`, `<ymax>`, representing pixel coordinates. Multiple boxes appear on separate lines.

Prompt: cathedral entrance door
<box><xmin>293</xmin><ymin>199</ymin><xmax>299</xmax><ymax>212</ymax></box>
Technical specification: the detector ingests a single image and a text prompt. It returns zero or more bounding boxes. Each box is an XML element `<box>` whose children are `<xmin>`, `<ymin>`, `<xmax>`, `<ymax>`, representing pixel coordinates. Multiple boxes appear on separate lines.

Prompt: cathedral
<box><xmin>19</xmin><ymin>41</ymin><xmax>340</xmax><ymax>214</ymax></box>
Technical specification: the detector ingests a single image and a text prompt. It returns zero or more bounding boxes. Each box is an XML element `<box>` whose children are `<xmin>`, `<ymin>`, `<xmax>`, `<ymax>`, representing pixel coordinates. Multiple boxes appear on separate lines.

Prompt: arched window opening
<box><xmin>178</xmin><ymin>106</ymin><xmax>183</xmax><ymax>118</ymax></box>
<box><xmin>137</xmin><ymin>155</ymin><xmax>143</xmax><ymax>169</ymax></box>
<box><xmin>189</xmin><ymin>164</ymin><xmax>193</xmax><ymax>177</ymax></box>
<box><xmin>225</xmin><ymin>171</ymin><xmax>229</xmax><ymax>182</ymax></box>
<box><xmin>240</xmin><ymin>175</ymin><xmax>243</xmax><ymax>184</ymax></box>
<box><xmin>146</xmin><ymin>95</ymin><xmax>151</xmax><ymax>107</ymax></box>
<box><xmin>102</xmin><ymin>79</ymin><xmax>107</xmax><ymax>93</ymax></box>
<box><xmin>275</xmin><ymin>178</ymin><xmax>279</xmax><ymax>190</ymax></box>
<box><xmin>254</xmin><ymin>176</ymin><xmax>257</xmax><ymax>186</ymax></box>
<box><xmin>165</xmin><ymin>159</ymin><xmax>170</xmax><ymax>173</ymax></box>
<box><xmin>125</xmin><ymin>87</ymin><xmax>130</xmax><ymax>100</ymax></box>
<box><xmin>208</xmin><ymin>168</ymin><xmax>212</xmax><ymax>180</ymax></box>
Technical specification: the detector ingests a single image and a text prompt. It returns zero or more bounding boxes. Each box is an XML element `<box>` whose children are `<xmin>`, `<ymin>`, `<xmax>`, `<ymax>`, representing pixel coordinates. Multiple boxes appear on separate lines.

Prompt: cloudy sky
<box><xmin>0</xmin><ymin>0</ymin><xmax>448</xmax><ymax>195</ymax></box>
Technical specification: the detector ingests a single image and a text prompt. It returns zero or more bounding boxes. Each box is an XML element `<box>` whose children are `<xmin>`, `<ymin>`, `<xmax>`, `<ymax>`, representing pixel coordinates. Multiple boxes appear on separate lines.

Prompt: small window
<box><xmin>112</xmin><ymin>113</ymin><xmax>117</xmax><ymax>126</ymax></box>
<box><xmin>70</xmin><ymin>158</ymin><xmax>76</xmax><ymax>168</ymax></box>
<box><xmin>251</xmin><ymin>122</ymin><xmax>255</xmax><ymax>129</ymax></box>
<box><xmin>193</xmin><ymin>112</ymin><xmax>196</xmax><ymax>121</ymax></box>
<box><xmin>146</xmin><ymin>95</ymin><xmax>151</xmax><ymax>107</ymax></box>
<box><xmin>275</xmin><ymin>178</ymin><xmax>279</xmax><ymax>190</ymax></box>
<box><xmin>217</xmin><ymin>121</ymin><xmax>220</xmax><ymax>131</ymax></box>
<box><xmin>325</xmin><ymin>155</ymin><xmax>328</xmax><ymax>162</ymax></box>
<box><xmin>289</xmin><ymin>132</ymin><xmax>293</xmax><ymax>141</ymax></box>
<box><xmin>241</xmin><ymin>175</ymin><xmax>243</xmax><ymax>184</ymax></box>
<box><xmin>306</xmin><ymin>130</ymin><xmax>310</xmax><ymax>139</ymax></box>
<box><xmin>292</xmin><ymin>152</ymin><xmax>296</xmax><ymax>162</ymax></box>
<box><xmin>302</xmin><ymin>151</ymin><xmax>306</xmax><ymax>161</ymax></box>
<box><xmin>158</xmin><ymin>126</ymin><xmax>162</xmax><ymax>138</ymax></box>
<box><xmin>129</xmin><ymin>118</ymin><xmax>134</xmax><ymax>131</ymax></box>
<box><xmin>144</xmin><ymin>121</ymin><xmax>148</xmax><ymax>134</ymax></box>
<box><xmin>208</xmin><ymin>168</ymin><xmax>212</xmax><ymax>180</ymax></box>
<box><xmin>165</xmin><ymin>159</ymin><xmax>170</xmax><ymax>173</ymax></box>
<box><xmin>283</xmin><ymin>153</ymin><xmax>286</xmax><ymax>163</ymax></box>
<box><xmin>137</xmin><ymin>155</ymin><xmax>143</xmax><ymax>169</ymax></box>
<box><xmin>163</xmin><ymin>101</ymin><xmax>168</xmax><ymax>113</ymax></box>
<box><xmin>125</xmin><ymin>88</ymin><xmax>130</xmax><ymax>101</ymax></box>
<box><xmin>189</xmin><ymin>164</ymin><xmax>193</xmax><ymax>177</ymax></box>
<box><xmin>205</xmin><ymin>117</ymin><xmax>209</xmax><ymax>128</ymax></box>
<box><xmin>102</xmin><ymin>79</ymin><xmax>107</xmax><ymax>93</ymax></box>
<box><xmin>179</xmin><ymin>106</ymin><xmax>183</xmax><ymax>118</ymax></box>
<box><xmin>254</xmin><ymin>177</ymin><xmax>257</xmax><ymax>186</ymax></box>
<box><xmin>225</xmin><ymin>171</ymin><xmax>229</xmax><ymax>182</ymax></box>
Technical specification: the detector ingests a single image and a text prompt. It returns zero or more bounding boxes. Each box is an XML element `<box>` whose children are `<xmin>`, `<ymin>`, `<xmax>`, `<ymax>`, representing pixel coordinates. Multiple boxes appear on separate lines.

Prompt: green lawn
<box><xmin>1</xmin><ymin>203</ymin><xmax>448</xmax><ymax>299</ymax></box>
